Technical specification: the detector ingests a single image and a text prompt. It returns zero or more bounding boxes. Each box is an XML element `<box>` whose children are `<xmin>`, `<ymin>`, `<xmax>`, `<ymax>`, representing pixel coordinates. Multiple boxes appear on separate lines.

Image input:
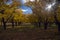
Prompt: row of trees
<box><xmin>25</xmin><ymin>0</ymin><xmax>60</xmax><ymax>31</ymax></box>
<box><xmin>0</xmin><ymin>0</ymin><xmax>60</xmax><ymax>32</ymax></box>
<box><xmin>0</xmin><ymin>0</ymin><xmax>33</xmax><ymax>30</ymax></box>
<box><xmin>0</xmin><ymin>0</ymin><xmax>27</xmax><ymax>30</ymax></box>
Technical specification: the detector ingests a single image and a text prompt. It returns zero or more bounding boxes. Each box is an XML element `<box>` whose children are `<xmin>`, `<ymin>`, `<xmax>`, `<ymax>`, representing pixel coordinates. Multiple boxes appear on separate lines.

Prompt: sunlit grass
<box><xmin>0</xmin><ymin>23</ymin><xmax>58</xmax><ymax>33</ymax></box>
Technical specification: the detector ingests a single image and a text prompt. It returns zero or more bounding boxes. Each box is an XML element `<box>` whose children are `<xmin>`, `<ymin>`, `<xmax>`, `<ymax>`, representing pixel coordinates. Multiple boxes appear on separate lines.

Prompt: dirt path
<box><xmin>0</xmin><ymin>28</ymin><xmax>60</xmax><ymax>40</ymax></box>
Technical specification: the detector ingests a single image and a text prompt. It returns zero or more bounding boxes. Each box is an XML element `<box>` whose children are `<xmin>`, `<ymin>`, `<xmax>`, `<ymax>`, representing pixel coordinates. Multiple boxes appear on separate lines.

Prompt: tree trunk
<box><xmin>44</xmin><ymin>18</ymin><xmax>48</xmax><ymax>30</ymax></box>
<box><xmin>11</xmin><ymin>19</ymin><xmax>14</xmax><ymax>28</ymax></box>
<box><xmin>55</xmin><ymin>22</ymin><xmax>60</xmax><ymax>32</ymax></box>
<box><xmin>38</xmin><ymin>22</ymin><xmax>41</xmax><ymax>27</ymax></box>
<box><xmin>15</xmin><ymin>22</ymin><xmax>18</xmax><ymax>26</ymax></box>
<box><xmin>38</xmin><ymin>17</ymin><xmax>41</xmax><ymax>27</ymax></box>
<box><xmin>44</xmin><ymin>22</ymin><xmax>48</xmax><ymax>30</ymax></box>
<box><xmin>2</xmin><ymin>17</ymin><xmax>6</xmax><ymax>30</ymax></box>
<box><xmin>57</xmin><ymin>23</ymin><xmax>60</xmax><ymax>32</ymax></box>
<box><xmin>33</xmin><ymin>22</ymin><xmax>38</xmax><ymax>27</ymax></box>
<box><xmin>18</xmin><ymin>22</ymin><xmax>21</xmax><ymax>26</ymax></box>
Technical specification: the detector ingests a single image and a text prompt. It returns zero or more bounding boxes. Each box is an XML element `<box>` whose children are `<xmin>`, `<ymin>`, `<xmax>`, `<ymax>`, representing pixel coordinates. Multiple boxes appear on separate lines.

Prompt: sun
<box><xmin>45</xmin><ymin>2</ymin><xmax>56</xmax><ymax>11</ymax></box>
<box><xmin>30</xmin><ymin>0</ymin><xmax>35</xmax><ymax>2</ymax></box>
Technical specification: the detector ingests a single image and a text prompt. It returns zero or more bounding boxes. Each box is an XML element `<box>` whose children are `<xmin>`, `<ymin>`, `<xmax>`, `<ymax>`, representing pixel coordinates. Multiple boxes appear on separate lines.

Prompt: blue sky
<box><xmin>5</xmin><ymin>0</ymin><xmax>32</xmax><ymax>14</ymax></box>
<box><xmin>20</xmin><ymin>0</ymin><xmax>26</xmax><ymax>4</ymax></box>
<box><xmin>20</xmin><ymin>5</ymin><xmax>32</xmax><ymax>14</ymax></box>
<box><xmin>5</xmin><ymin>0</ymin><xmax>12</xmax><ymax>5</ymax></box>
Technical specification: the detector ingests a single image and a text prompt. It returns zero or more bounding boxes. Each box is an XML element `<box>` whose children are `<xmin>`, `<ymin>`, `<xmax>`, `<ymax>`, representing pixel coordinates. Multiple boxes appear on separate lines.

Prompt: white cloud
<box><xmin>22</xmin><ymin>9</ymin><xmax>28</xmax><ymax>12</ymax></box>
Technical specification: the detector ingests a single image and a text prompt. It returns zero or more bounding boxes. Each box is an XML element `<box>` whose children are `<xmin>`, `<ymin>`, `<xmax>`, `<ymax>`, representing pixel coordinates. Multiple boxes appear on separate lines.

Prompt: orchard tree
<box><xmin>54</xmin><ymin>5</ymin><xmax>60</xmax><ymax>32</ymax></box>
<box><xmin>28</xmin><ymin>14</ymin><xmax>39</xmax><ymax>27</ymax></box>
<box><xmin>25</xmin><ymin>0</ymin><xmax>52</xmax><ymax>29</ymax></box>
<box><xmin>0</xmin><ymin>0</ymin><xmax>9</xmax><ymax>30</ymax></box>
<box><xmin>13</xmin><ymin>9</ymin><xmax>24</xmax><ymax>26</ymax></box>
<box><xmin>0</xmin><ymin>0</ymin><xmax>21</xmax><ymax>30</ymax></box>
